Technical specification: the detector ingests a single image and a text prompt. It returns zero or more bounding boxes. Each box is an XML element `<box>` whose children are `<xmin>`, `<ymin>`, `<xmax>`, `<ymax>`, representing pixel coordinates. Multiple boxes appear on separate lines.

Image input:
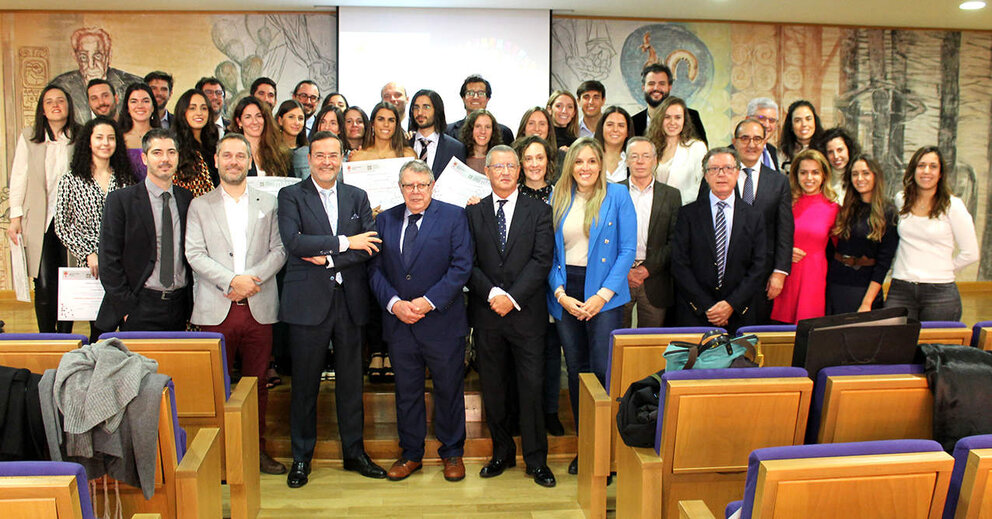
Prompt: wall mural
<box><xmin>553</xmin><ymin>17</ymin><xmax>992</xmax><ymax>281</ymax></box>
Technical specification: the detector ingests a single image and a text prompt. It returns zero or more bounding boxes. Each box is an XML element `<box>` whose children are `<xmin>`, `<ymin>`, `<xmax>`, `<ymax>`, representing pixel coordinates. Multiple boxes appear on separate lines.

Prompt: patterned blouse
<box><xmin>54</xmin><ymin>171</ymin><xmax>129</xmax><ymax>262</ymax></box>
<box><xmin>519</xmin><ymin>183</ymin><xmax>552</xmax><ymax>204</ymax></box>
<box><xmin>174</xmin><ymin>150</ymin><xmax>215</xmax><ymax>197</ymax></box>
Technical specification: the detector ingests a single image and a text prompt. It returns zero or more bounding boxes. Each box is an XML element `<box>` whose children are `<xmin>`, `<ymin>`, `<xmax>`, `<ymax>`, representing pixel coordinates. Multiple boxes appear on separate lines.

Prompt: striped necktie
<box><xmin>715</xmin><ymin>200</ymin><xmax>728</xmax><ymax>287</ymax></box>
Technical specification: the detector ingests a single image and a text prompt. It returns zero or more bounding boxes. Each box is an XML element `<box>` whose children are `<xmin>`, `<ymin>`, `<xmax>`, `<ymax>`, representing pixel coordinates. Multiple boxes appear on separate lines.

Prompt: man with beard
<box><xmin>407</xmin><ymin>89</ymin><xmax>465</xmax><ymax>178</ymax></box>
<box><xmin>86</xmin><ymin>79</ymin><xmax>118</xmax><ymax>119</ymax></box>
<box><xmin>145</xmin><ymin>71</ymin><xmax>174</xmax><ymax>129</ymax></box>
<box><xmin>185</xmin><ymin>133</ymin><xmax>288</xmax><ymax>475</ymax></box>
<box><xmin>195</xmin><ymin>77</ymin><xmax>229</xmax><ymax>135</ymax></box>
<box><xmin>52</xmin><ymin>27</ymin><xmax>141</xmax><ymax>124</ymax></box>
<box><xmin>293</xmin><ymin>80</ymin><xmax>321</xmax><ymax>134</ymax></box>
<box><xmin>445</xmin><ymin>75</ymin><xmax>514</xmax><ymax>145</ymax></box>
<box><xmin>631</xmin><ymin>63</ymin><xmax>708</xmax><ymax>144</ymax></box>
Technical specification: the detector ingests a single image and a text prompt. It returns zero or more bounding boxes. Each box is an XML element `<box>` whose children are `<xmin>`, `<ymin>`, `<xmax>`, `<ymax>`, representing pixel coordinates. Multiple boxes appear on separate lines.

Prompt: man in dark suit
<box><xmin>445</xmin><ymin>74</ymin><xmax>514</xmax><ymax>144</ymax></box>
<box><xmin>277</xmin><ymin>132</ymin><xmax>386</xmax><ymax>488</ymax></box>
<box><xmin>671</xmin><ymin>147</ymin><xmax>767</xmax><ymax>333</ymax></box>
<box><xmin>747</xmin><ymin>97</ymin><xmax>782</xmax><ymax>171</ymax></box>
<box><xmin>408</xmin><ymin>89</ymin><xmax>466</xmax><ymax>178</ymax></box>
<box><xmin>631</xmin><ymin>63</ymin><xmax>708</xmax><ymax>145</ymax></box>
<box><xmin>97</xmin><ymin>129</ymin><xmax>192</xmax><ymax>333</ymax></box>
<box><xmin>466</xmin><ymin>145</ymin><xmax>556</xmax><ymax>487</ymax></box>
<box><xmin>368</xmin><ymin>160</ymin><xmax>473</xmax><ymax>483</ymax></box>
<box><xmin>619</xmin><ymin>137</ymin><xmax>682</xmax><ymax>328</ymax></box>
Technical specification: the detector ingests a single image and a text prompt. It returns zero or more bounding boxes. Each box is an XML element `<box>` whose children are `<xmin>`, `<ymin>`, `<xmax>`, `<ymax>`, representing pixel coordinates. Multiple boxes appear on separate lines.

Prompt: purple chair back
<box><xmin>654</xmin><ymin>367</ymin><xmax>809</xmax><ymax>454</ymax></box>
<box><xmin>0</xmin><ymin>333</ymin><xmax>89</xmax><ymax>344</ymax></box>
<box><xmin>921</xmin><ymin>321</ymin><xmax>967</xmax><ymax>329</ymax></box>
<box><xmin>0</xmin><ymin>461</ymin><xmax>95</xmax><ymax>519</ymax></box>
<box><xmin>971</xmin><ymin>321</ymin><xmax>992</xmax><ymax>348</ymax></box>
<box><xmin>943</xmin><ymin>434</ymin><xmax>992</xmax><ymax>519</ymax></box>
<box><xmin>165</xmin><ymin>380</ymin><xmax>186</xmax><ymax>460</ymax></box>
<box><xmin>736</xmin><ymin>325</ymin><xmax>796</xmax><ymax>334</ymax></box>
<box><xmin>99</xmin><ymin>331</ymin><xmax>230</xmax><ymax>398</ymax></box>
<box><xmin>607</xmin><ymin>327</ymin><xmax>723</xmax><ymax>391</ymax></box>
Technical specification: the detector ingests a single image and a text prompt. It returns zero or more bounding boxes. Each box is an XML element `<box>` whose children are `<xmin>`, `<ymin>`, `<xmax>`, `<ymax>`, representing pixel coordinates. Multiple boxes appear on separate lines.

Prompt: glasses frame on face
<box><xmin>464</xmin><ymin>90</ymin><xmax>488</xmax><ymax>99</ymax></box>
<box><xmin>400</xmin><ymin>182</ymin><xmax>432</xmax><ymax>192</ymax></box>
<box><xmin>487</xmin><ymin>163</ymin><xmax>518</xmax><ymax>173</ymax></box>
<box><xmin>705</xmin><ymin>165</ymin><xmax>739</xmax><ymax>176</ymax></box>
<box><xmin>735</xmin><ymin>135</ymin><xmax>765</xmax><ymax>145</ymax></box>
<box><xmin>296</xmin><ymin>93</ymin><xmax>319</xmax><ymax>103</ymax></box>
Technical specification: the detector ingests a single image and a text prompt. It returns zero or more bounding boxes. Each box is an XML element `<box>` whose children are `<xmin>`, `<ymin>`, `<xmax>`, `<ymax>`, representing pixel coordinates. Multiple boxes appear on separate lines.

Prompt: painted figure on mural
<box><xmin>51</xmin><ymin>27</ymin><xmax>142</xmax><ymax>125</ymax></box>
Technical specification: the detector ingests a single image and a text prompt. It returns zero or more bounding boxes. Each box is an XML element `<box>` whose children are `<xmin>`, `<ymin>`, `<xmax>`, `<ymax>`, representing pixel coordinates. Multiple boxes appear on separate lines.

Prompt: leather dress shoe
<box><xmin>287</xmin><ymin>460</ymin><xmax>311</xmax><ymax>488</ymax></box>
<box><xmin>479</xmin><ymin>457</ymin><xmax>516</xmax><ymax>478</ymax></box>
<box><xmin>260</xmin><ymin>451</ymin><xmax>287</xmax><ymax>475</ymax></box>
<box><xmin>343</xmin><ymin>453</ymin><xmax>387</xmax><ymax>479</ymax></box>
<box><xmin>442</xmin><ymin>457</ymin><xmax>465</xmax><ymax>482</ymax></box>
<box><xmin>545</xmin><ymin>413</ymin><xmax>566</xmax><ymax>436</ymax></box>
<box><xmin>526</xmin><ymin>465</ymin><xmax>557</xmax><ymax>488</ymax></box>
<box><xmin>386</xmin><ymin>458</ymin><xmax>422</xmax><ymax>481</ymax></box>
<box><xmin>568</xmin><ymin>455</ymin><xmax>578</xmax><ymax>475</ymax></box>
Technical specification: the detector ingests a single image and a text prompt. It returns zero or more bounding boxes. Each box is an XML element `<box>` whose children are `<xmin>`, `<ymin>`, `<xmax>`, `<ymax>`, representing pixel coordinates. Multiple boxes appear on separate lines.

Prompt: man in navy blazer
<box><xmin>368</xmin><ymin>160</ymin><xmax>473</xmax><ymax>483</ymax></box>
<box><xmin>671</xmin><ymin>147</ymin><xmax>767</xmax><ymax>333</ymax></box>
<box><xmin>407</xmin><ymin>89</ymin><xmax>466</xmax><ymax>178</ymax></box>
<box><xmin>277</xmin><ymin>132</ymin><xmax>386</xmax><ymax>488</ymax></box>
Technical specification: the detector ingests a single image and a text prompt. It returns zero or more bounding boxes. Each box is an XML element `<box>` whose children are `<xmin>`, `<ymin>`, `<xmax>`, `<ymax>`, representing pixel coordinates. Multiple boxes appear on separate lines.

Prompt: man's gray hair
<box><xmin>701</xmin><ymin>146</ymin><xmax>743</xmax><ymax>171</ymax></box>
<box><xmin>398</xmin><ymin>159</ymin><xmax>434</xmax><ymax>183</ymax></box>
<box><xmin>746</xmin><ymin>97</ymin><xmax>778</xmax><ymax>116</ymax></box>
<box><xmin>625</xmin><ymin>136</ymin><xmax>656</xmax><ymax>157</ymax></box>
<box><xmin>485</xmin><ymin>145</ymin><xmax>518</xmax><ymax>167</ymax></box>
<box><xmin>216</xmin><ymin>132</ymin><xmax>251</xmax><ymax>155</ymax></box>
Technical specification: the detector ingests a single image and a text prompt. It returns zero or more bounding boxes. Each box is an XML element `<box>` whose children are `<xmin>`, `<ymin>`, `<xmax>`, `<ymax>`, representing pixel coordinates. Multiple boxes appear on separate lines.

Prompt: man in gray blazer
<box><xmin>185</xmin><ymin>133</ymin><xmax>288</xmax><ymax>475</ymax></box>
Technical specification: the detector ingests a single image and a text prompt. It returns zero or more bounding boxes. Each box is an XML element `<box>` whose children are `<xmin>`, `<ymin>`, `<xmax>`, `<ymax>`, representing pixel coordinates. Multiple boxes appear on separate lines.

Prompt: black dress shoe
<box><xmin>479</xmin><ymin>457</ymin><xmax>516</xmax><ymax>478</ymax></box>
<box><xmin>287</xmin><ymin>460</ymin><xmax>311</xmax><ymax>488</ymax></box>
<box><xmin>343</xmin><ymin>453</ymin><xmax>387</xmax><ymax>479</ymax></box>
<box><xmin>526</xmin><ymin>465</ymin><xmax>557</xmax><ymax>488</ymax></box>
<box><xmin>568</xmin><ymin>455</ymin><xmax>578</xmax><ymax>475</ymax></box>
<box><xmin>545</xmin><ymin>412</ymin><xmax>566</xmax><ymax>436</ymax></box>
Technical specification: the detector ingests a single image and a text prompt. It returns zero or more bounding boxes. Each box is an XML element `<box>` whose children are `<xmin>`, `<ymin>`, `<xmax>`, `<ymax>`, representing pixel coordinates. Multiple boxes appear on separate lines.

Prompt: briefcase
<box><xmin>793</xmin><ymin>307</ymin><xmax>921</xmax><ymax>379</ymax></box>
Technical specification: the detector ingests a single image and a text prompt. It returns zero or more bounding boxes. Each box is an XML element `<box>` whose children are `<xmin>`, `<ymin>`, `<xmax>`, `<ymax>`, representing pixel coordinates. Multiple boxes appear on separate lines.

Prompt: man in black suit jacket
<box><xmin>407</xmin><ymin>89</ymin><xmax>466</xmax><ymax>178</ymax></box>
<box><xmin>466</xmin><ymin>145</ymin><xmax>556</xmax><ymax>487</ymax></box>
<box><xmin>277</xmin><ymin>132</ymin><xmax>386</xmax><ymax>488</ymax></box>
<box><xmin>619</xmin><ymin>137</ymin><xmax>682</xmax><ymax>328</ymax></box>
<box><xmin>97</xmin><ymin>129</ymin><xmax>193</xmax><ymax>334</ymax></box>
<box><xmin>671</xmin><ymin>147</ymin><xmax>767</xmax><ymax>333</ymax></box>
<box><xmin>445</xmin><ymin>74</ymin><xmax>514</xmax><ymax>145</ymax></box>
<box><xmin>631</xmin><ymin>63</ymin><xmax>707</xmax><ymax>144</ymax></box>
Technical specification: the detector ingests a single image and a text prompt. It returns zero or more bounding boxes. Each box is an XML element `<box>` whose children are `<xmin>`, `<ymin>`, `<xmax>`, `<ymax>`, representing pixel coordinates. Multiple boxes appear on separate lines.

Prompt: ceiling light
<box><xmin>960</xmin><ymin>1</ymin><xmax>986</xmax><ymax>9</ymax></box>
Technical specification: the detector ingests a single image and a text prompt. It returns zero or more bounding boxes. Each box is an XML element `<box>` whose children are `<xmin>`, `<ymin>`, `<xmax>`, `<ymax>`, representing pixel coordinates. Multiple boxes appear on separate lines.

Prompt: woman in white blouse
<box><xmin>884</xmin><ymin>146</ymin><xmax>979</xmax><ymax>321</ymax></box>
<box><xmin>593</xmin><ymin>106</ymin><xmax>633</xmax><ymax>183</ymax></box>
<box><xmin>6</xmin><ymin>84</ymin><xmax>80</xmax><ymax>332</ymax></box>
<box><xmin>646</xmin><ymin>96</ymin><xmax>707</xmax><ymax>205</ymax></box>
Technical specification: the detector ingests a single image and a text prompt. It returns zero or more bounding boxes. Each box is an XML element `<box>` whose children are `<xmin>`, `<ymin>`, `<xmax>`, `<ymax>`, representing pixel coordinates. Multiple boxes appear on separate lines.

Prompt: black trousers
<box><xmin>475</xmin><ymin>326</ymin><xmax>548</xmax><ymax>468</ymax></box>
<box><xmin>35</xmin><ymin>223</ymin><xmax>71</xmax><ymax>333</ymax></box>
<box><xmin>288</xmin><ymin>286</ymin><xmax>365</xmax><ymax>461</ymax></box>
<box><xmin>119</xmin><ymin>287</ymin><xmax>190</xmax><ymax>332</ymax></box>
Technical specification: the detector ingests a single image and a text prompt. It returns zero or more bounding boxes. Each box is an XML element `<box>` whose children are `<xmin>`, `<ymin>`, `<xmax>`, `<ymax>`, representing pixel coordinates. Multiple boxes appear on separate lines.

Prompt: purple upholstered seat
<box><xmin>806</xmin><ymin>363</ymin><xmax>924</xmax><ymax>444</ymax></box>
<box><xmin>0</xmin><ymin>333</ymin><xmax>89</xmax><ymax>344</ymax></box>
<box><xmin>654</xmin><ymin>367</ymin><xmax>809</xmax><ymax>454</ymax></box>
<box><xmin>98</xmin><ymin>331</ymin><xmax>230</xmax><ymax>398</ymax></box>
<box><xmin>606</xmin><ymin>327</ymin><xmax>725</xmax><ymax>390</ymax></box>
<box><xmin>921</xmin><ymin>321</ymin><xmax>967</xmax><ymax>329</ymax></box>
<box><xmin>736</xmin><ymin>324</ymin><xmax>797</xmax><ymax>334</ymax></box>
<box><xmin>165</xmin><ymin>379</ymin><xmax>186</xmax><ymax>460</ymax></box>
<box><xmin>970</xmin><ymin>321</ymin><xmax>992</xmax><ymax>348</ymax></box>
<box><xmin>0</xmin><ymin>461</ymin><xmax>95</xmax><ymax>519</ymax></box>
<box><xmin>725</xmin><ymin>439</ymin><xmax>945</xmax><ymax>519</ymax></box>
<box><xmin>943</xmin><ymin>434</ymin><xmax>992</xmax><ymax>519</ymax></box>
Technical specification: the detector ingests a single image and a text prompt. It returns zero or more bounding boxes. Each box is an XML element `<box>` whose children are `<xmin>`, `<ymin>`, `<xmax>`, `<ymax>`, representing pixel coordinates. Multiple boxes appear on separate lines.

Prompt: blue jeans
<box><xmin>556</xmin><ymin>266</ymin><xmax>622</xmax><ymax>427</ymax></box>
<box><xmin>884</xmin><ymin>279</ymin><xmax>963</xmax><ymax>322</ymax></box>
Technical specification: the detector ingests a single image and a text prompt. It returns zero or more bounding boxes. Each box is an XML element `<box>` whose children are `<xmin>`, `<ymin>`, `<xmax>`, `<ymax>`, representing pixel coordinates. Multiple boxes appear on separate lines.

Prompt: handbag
<box><xmin>794</xmin><ymin>308</ymin><xmax>921</xmax><ymax>379</ymax></box>
<box><xmin>663</xmin><ymin>330</ymin><xmax>760</xmax><ymax>372</ymax></box>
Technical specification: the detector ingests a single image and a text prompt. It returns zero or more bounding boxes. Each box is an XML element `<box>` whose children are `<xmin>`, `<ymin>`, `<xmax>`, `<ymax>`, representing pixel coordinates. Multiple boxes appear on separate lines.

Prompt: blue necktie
<box><xmin>742</xmin><ymin>168</ymin><xmax>755</xmax><ymax>205</ymax></box>
<box><xmin>402</xmin><ymin>213</ymin><xmax>421</xmax><ymax>264</ymax></box>
<box><xmin>715</xmin><ymin>201</ymin><xmax>728</xmax><ymax>287</ymax></box>
<box><xmin>496</xmin><ymin>199</ymin><xmax>508</xmax><ymax>254</ymax></box>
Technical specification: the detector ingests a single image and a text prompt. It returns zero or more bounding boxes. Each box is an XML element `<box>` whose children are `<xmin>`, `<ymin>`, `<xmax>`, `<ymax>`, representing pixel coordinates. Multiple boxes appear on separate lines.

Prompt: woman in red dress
<box><xmin>771</xmin><ymin>149</ymin><xmax>840</xmax><ymax>323</ymax></box>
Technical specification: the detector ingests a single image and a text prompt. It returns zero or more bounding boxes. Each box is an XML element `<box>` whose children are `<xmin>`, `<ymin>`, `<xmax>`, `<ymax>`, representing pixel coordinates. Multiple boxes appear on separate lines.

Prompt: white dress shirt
<box><xmin>220</xmin><ymin>188</ymin><xmax>250</xmax><ymax>274</ymax></box>
<box><xmin>413</xmin><ymin>131</ymin><xmax>439</xmax><ymax>169</ymax></box>
<box><xmin>628</xmin><ymin>180</ymin><xmax>654</xmax><ymax>262</ymax></box>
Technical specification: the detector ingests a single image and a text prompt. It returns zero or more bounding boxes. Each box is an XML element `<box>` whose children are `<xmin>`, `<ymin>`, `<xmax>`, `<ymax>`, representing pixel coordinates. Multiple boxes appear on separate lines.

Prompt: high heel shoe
<box><xmin>368</xmin><ymin>353</ymin><xmax>385</xmax><ymax>383</ymax></box>
<box><xmin>382</xmin><ymin>355</ymin><xmax>395</xmax><ymax>383</ymax></box>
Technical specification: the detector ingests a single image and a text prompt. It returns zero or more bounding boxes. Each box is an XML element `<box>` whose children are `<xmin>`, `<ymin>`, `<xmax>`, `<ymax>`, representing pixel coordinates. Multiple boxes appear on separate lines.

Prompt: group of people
<box><xmin>7</xmin><ymin>62</ymin><xmax>979</xmax><ymax>491</ymax></box>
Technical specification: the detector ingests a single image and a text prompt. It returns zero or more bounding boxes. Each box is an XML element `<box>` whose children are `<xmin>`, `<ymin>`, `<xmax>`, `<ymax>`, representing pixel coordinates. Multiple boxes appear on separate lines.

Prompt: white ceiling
<box><xmin>0</xmin><ymin>0</ymin><xmax>990</xmax><ymax>31</ymax></box>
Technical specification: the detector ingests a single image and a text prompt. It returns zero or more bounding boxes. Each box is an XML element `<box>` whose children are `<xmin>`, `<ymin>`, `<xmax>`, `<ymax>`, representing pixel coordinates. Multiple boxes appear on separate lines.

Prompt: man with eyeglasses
<box><xmin>407</xmin><ymin>89</ymin><xmax>465</xmax><ymax>177</ymax></box>
<box><xmin>368</xmin><ymin>160</ymin><xmax>473</xmax><ymax>484</ymax></box>
<box><xmin>466</xmin><ymin>145</ymin><xmax>556</xmax><ymax>487</ymax></box>
<box><xmin>277</xmin><ymin>132</ymin><xmax>385</xmax><ymax>488</ymax></box>
<box><xmin>746</xmin><ymin>97</ymin><xmax>781</xmax><ymax>170</ymax></box>
<box><xmin>445</xmin><ymin>74</ymin><xmax>514</xmax><ymax>144</ymax></box>
<box><xmin>195</xmin><ymin>77</ymin><xmax>229</xmax><ymax>135</ymax></box>
<box><xmin>293</xmin><ymin>80</ymin><xmax>321</xmax><ymax>134</ymax></box>
<box><xmin>671</xmin><ymin>147</ymin><xmax>767</xmax><ymax>333</ymax></box>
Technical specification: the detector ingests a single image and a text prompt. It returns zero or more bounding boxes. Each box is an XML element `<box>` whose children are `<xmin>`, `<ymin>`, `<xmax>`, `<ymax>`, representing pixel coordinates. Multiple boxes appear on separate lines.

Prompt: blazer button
<box><xmin>406</xmin><ymin>274</ymin><xmax>412</xmax><ymax>280</ymax></box>
<box><xmin>601</xmin><ymin>258</ymin><xmax>606</xmax><ymax>263</ymax></box>
<box><xmin>608</xmin><ymin>221</ymin><xmax>613</xmax><ymax>226</ymax></box>
<box><xmin>604</xmin><ymin>239</ymin><xmax>609</xmax><ymax>244</ymax></box>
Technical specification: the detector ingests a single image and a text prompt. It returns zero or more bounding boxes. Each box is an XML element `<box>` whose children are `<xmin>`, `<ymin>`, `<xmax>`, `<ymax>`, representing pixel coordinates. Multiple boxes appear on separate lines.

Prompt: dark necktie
<box><xmin>496</xmin><ymin>199</ymin><xmax>508</xmax><ymax>254</ymax></box>
<box><xmin>715</xmin><ymin>200</ymin><xmax>728</xmax><ymax>287</ymax></box>
<box><xmin>419</xmin><ymin>138</ymin><xmax>430</xmax><ymax>161</ymax></box>
<box><xmin>402</xmin><ymin>213</ymin><xmax>422</xmax><ymax>263</ymax></box>
<box><xmin>160</xmin><ymin>191</ymin><xmax>174</xmax><ymax>288</ymax></box>
<box><xmin>743</xmin><ymin>168</ymin><xmax>755</xmax><ymax>205</ymax></box>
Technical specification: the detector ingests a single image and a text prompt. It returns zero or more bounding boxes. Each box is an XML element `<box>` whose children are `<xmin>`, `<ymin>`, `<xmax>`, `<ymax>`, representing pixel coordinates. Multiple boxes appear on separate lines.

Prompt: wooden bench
<box><xmin>946</xmin><ymin>435</ymin><xmax>992</xmax><ymax>519</ymax></box>
<box><xmin>918</xmin><ymin>321</ymin><xmax>972</xmax><ymax>345</ymax></box>
<box><xmin>615</xmin><ymin>367</ymin><xmax>812</xmax><ymax>519</ymax></box>
<box><xmin>737</xmin><ymin>325</ymin><xmax>796</xmax><ymax>367</ymax></box>
<box><xmin>971</xmin><ymin>321</ymin><xmax>992</xmax><ymax>351</ymax></box>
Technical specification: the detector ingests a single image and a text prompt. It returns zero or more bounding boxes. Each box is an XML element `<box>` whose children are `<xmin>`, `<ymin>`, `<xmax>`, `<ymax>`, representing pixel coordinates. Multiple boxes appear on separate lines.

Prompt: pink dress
<box><xmin>771</xmin><ymin>192</ymin><xmax>839</xmax><ymax>324</ymax></box>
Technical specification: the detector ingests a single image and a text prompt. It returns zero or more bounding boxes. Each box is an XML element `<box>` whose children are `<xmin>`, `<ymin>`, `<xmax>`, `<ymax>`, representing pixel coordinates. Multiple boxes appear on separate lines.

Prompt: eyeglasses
<box><xmin>705</xmin><ymin>165</ymin><xmax>739</xmax><ymax>176</ymax></box>
<box><xmin>487</xmin><ymin>163</ymin><xmax>518</xmax><ymax>172</ymax></box>
<box><xmin>465</xmin><ymin>90</ymin><xmax>488</xmax><ymax>99</ymax></box>
<box><xmin>401</xmin><ymin>182</ymin><xmax>432</xmax><ymax>192</ymax></box>
<box><xmin>296</xmin><ymin>94</ymin><xmax>319</xmax><ymax>103</ymax></box>
<box><xmin>735</xmin><ymin>136</ymin><xmax>765</xmax><ymax>145</ymax></box>
<box><xmin>627</xmin><ymin>153</ymin><xmax>656</xmax><ymax>162</ymax></box>
<box><xmin>754</xmin><ymin>115</ymin><xmax>778</xmax><ymax>125</ymax></box>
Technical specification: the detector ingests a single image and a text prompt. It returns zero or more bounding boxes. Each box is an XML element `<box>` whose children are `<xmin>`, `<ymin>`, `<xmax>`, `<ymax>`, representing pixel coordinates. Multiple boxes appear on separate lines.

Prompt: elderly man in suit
<box><xmin>466</xmin><ymin>145</ymin><xmax>556</xmax><ymax>487</ymax></box>
<box><xmin>671</xmin><ymin>147</ymin><xmax>767</xmax><ymax>332</ymax></box>
<box><xmin>369</xmin><ymin>160</ymin><xmax>473</xmax><ymax>483</ymax></box>
<box><xmin>408</xmin><ymin>89</ymin><xmax>466</xmax><ymax>178</ymax></box>
<box><xmin>97</xmin><ymin>129</ymin><xmax>192</xmax><ymax>333</ymax></box>
<box><xmin>619</xmin><ymin>137</ymin><xmax>682</xmax><ymax>328</ymax></box>
<box><xmin>277</xmin><ymin>131</ymin><xmax>386</xmax><ymax>488</ymax></box>
<box><xmin>185</xmin><ymin>133</ymin><xmax>288</xmax><ymax>475</ymax></box>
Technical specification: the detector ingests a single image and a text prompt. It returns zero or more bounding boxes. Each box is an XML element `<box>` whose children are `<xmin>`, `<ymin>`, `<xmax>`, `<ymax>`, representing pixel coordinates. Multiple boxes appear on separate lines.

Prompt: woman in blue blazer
<box><xmin>548</xmin><ymin>137</ymin><xmax>636</xmax><ymax>473</ymax></box>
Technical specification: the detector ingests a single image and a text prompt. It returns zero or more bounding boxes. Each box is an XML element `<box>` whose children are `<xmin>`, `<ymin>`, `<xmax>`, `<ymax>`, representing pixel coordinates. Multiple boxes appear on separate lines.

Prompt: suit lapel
<box><xmin>243</xmin><ymin>187</ymin><xmax>262</xmax><ymax>252</ymax></box>
<box><xmin>208</xmin><ymin>190</ymin><xmax>235</xmax><ymax>252</ymax></box>
<box><xmin>136</xmin><ymin>183</ymin><xmax>156</xmax><ymax>242</ymax></box>
<box><xmin>701</xmin><ymin>199</ymin><xmax>717</xmax><ymax>261</ymax></box>
<box><xmin>403</xmin><ymin>201</ymin><xmax>439</xmax><ymax>268</ymax></box>
<box><xmin>726</xmin><ymin>195</ymin><xmax>747</xmax><ymax>264</ymax></box>
<box><xmin>503</xmin><ymin>194</ymin><xmax>530</xmax><ymax>257</ymax></box>
<box><xmin>301</xmin><ymin>178</ymin><xmax>333</xmax><ymax>235</ymax></box>
<box><xmin>479</xmin><ymin>195</ymin><xmax>502</xmax><ymax>254</ymax></box>
<box><xmin>586</xmin><ymin>194</ymin><xmax>607</xmax><ymax>250</ymax></box>
<box><xmin>335</xmin><ymin>184</ymin><xmax>351</xmax><ymax>236</ymax></box>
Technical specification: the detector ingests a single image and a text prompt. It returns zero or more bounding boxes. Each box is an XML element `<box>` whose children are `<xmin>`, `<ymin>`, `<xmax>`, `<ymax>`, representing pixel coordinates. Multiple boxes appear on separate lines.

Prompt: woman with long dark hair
<box><xmin>459</xmin><ymin>109</ymin><xmax>501</xmax><ymax>173</ymax></box>
<box><xmin>55</xmin><ymin>117</ymin><xmax>134</xmax><ymax>342</ymax></box>
<box><xmin>118</xmin><ymin>82</ymin><xmax>161</xmax><ymax>181</ymax></box>
<box><xmin>7</xmin><ymin>83</ymin><xmax>80</xmax><ymax>332</ymax></box>
<box><xmin>350</xmin><ymin>102</ymin><xmax>415</xmax><ymax>162</ymax></box>
<box><xmin>230</xmin><ymin>96</ymin><xmax>292</xmax><ymax>178</ymax></box>
<box><xmin>277</xmin><ymin>99</ymin><xmax>308</xmax><ymax>150</ymax></box>
<box><xmin>884</xmin><ymin>146</ymin><xmax>978</xmax><ymax>320</ymax></box>
<box><xmin>343</xmin><ymin>106</ymin><xmax>369</xmax><ymax>157</ymax></box>
<box><xmin>779</xmin><ymin>100</ymin><xmax>824</xmax><ymax>172</ymax></box>
<box><xmin>593</xmin><ymin>106</ymin><xmax>634</xmax><ymax>183</ymax></box>
<box><xmin>172</xmin><ymin>88</ymin><xmax>219</xmax><ymax>196</ymax></box>
<box><xmin>826</xmin><ymin>155</ymin><xmax>898</xmax><ymax>314</ymax></box>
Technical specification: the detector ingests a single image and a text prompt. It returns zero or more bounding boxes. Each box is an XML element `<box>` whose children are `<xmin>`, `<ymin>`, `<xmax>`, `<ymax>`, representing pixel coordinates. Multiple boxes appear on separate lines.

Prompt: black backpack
<box><xmin>615</xmin><ymin>370</ymin><xmax>664</xmax><ymax>448</ymax></box>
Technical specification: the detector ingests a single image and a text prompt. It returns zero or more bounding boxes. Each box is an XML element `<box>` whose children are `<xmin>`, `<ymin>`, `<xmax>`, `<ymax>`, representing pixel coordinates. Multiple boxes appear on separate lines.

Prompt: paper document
<box><xmin>57</xmin><ymin>267</ymin><xmax>105</xmax><ymax>321</ymax></box>
<box><xmin>433</xmin><ymin>157</ymin><xmax>493</xmax><ymax>207</ymax></box>
<box><xmin>10</xmin><ymin>236</ymin><xmax>31</xmax><ymax>303</ymax></box>
<box><xmin>246</xmin><ymin>176</ymin><xmax>301</xmax><ymax>198</ymax></box>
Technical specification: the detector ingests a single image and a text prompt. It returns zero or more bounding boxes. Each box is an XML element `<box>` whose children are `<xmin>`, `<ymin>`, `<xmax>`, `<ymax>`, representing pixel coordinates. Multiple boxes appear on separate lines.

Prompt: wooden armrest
<box><xmin>132</xmin><ymin>515</ymin><xmax>163</xmax><ymax>519</ymax></box>
<box><xmin>679</xmin><ymin>500</ymin><xmax>718</xmax><ymax>519</ymax></box>
<box><xmin>176</xmin><ymin>427</ymin><xmax>222</xmax><ymax>519</ymax></box>
<box><xmin>616</xmin><ymin>443</ymin><xmax>665</xmax><ymax>518</ymax></box>
<box><xmin>224</xmin><ymin>376</ymin><xmax>260</xmax><ymax>486</ymax></box>
<box><xmin>578</xmin><ymin>372</ymin><xmax>611</xmax><ymax>477</ymax></box>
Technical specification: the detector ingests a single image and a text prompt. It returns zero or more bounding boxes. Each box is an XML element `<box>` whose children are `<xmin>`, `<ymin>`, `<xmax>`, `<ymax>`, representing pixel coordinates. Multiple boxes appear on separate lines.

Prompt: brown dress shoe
<box><xmin>386</xmin><ymin>458</ymin><xmax>422</xmax><ymax>481</ymax></box>
<box><xmin>442</xmin><ymin>457</ymin><xmax>465</xmax><ymax>482</ymax></box>
<box><xmin>260</xmin><ymin>451</ymin><xmax>287</xmax><ymax>475</ymax></box>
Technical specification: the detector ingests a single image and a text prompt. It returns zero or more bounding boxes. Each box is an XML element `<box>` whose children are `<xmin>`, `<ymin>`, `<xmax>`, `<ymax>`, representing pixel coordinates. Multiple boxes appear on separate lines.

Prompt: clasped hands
<box><xmin>627</xmin><ymin>265</ymin><xmax>649</xmax><ymax>289</ymax></box>
<box><xmin>705</xmin><ymin>300</ymin><xmax>733</xmax><ymax>327</ymax></box>
<box><xmin>559</xmin><ymin>294</ymin><xmax>607</xmax><ymax>321</ymax></box>
<box><xmin>302</xmin><ymin>231</ymin><xmax>383</xmax><ymax>265</ymax></box>
<box><xmin>393</xmin><ymin>296</ymin><xmax>433</xmax><ymax>324</ymax></box>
